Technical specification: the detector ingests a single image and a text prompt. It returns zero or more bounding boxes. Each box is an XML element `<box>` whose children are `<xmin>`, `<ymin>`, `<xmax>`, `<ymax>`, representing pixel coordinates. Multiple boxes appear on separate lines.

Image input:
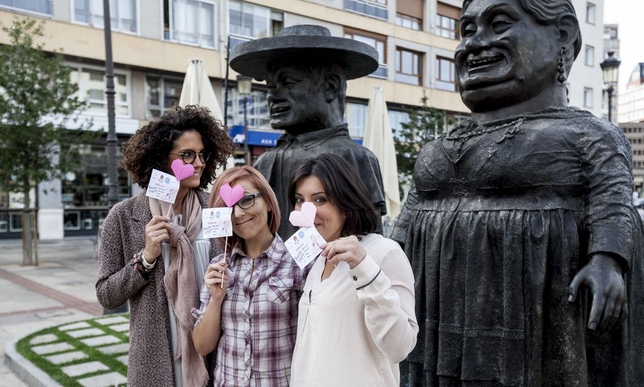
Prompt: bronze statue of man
<box><xmin>229</xmin><ymin>25</ymin><xmax>386</xmax><ymax>238</ymax></box>
<box><xmin>393</xmin><ymin>0</ymin><xmax>644</xmax><ymax>385</ymax></box>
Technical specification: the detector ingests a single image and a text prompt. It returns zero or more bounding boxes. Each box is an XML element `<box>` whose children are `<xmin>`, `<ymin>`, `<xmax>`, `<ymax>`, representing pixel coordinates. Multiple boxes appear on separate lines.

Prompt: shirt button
<box><xmin>352</xmin><ymin>276</ymin><xmax>358</xmax><ymax>281</ymax></box>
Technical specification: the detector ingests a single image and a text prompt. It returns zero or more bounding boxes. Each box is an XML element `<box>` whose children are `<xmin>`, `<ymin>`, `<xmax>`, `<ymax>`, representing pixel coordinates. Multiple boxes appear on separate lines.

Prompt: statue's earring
<box><xmin>557</xmin><ymin>47</ymin><xmax>567</xmax><ymax>84</ymax></box>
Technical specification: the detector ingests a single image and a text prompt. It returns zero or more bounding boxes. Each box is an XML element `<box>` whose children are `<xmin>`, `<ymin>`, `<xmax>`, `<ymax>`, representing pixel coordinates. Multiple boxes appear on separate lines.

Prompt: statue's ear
<box><xmin>324</xmin><ymin>73</ymin><xmax>342</xmax><ymax>102</ymax></box>
<box><xmin>556</xmin><ymin>14</ymin><xmax>577</xmax><ymax>47</ymax></box>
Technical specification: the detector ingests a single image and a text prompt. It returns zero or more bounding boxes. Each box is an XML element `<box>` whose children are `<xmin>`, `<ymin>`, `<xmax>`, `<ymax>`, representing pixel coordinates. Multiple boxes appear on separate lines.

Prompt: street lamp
<box><xmin>600</xmin><ymin>51</ymin><xmax>621</xmax><ymax>123</ymax></box>
<box><xmin>237</xmin><ymin>75</ymin><xmax>252</xmax><ymax>165</ymax></box>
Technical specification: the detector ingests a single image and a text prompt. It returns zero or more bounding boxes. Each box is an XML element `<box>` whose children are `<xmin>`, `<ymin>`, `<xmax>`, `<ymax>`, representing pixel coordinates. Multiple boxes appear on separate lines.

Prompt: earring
<box><xmin>557</xmin><ymin>47</ymin><xmax>567</xmax><ymax>84</ymax></box>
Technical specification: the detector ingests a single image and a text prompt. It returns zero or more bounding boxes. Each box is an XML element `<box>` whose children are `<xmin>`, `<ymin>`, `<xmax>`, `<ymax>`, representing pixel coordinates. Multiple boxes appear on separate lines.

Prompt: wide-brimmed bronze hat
<box><xmin>229</xmin><ymin>25</ymin><xmax>379</xmax><ymax>81</ymax></box>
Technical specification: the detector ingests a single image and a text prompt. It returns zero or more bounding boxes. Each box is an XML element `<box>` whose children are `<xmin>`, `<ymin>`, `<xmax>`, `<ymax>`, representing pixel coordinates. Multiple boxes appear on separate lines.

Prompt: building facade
<box><xmin>0</xmin><ymin>0</ymin><xmax>607</xmax><ymax>240</ymax></box>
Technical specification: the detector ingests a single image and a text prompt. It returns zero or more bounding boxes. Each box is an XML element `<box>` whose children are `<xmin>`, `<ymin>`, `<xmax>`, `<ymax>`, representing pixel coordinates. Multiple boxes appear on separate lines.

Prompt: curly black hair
<box><xmin>120</xmin><ymin>105</ymin><xmax>236</xmax><ymax>189</ymax></box>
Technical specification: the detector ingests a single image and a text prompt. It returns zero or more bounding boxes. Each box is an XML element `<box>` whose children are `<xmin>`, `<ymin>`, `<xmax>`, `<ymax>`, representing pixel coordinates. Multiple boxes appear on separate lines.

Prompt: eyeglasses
<box><xmin>236</xmin><ymin>193</ymin><xmax>262</xmax><ymax>210</ymax></box>
<box><xmin>171</xmin><ymin>150</ymin><xmax>210</xmax><ymax>165</ymax></box>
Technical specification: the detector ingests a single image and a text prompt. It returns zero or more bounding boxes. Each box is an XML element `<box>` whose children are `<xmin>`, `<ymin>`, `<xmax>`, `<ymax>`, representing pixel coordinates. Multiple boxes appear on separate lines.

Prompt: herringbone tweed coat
<box><xmin>96</xmin><ymin>190</ymin><xmax>219</xmax><ymax>387</ymax></box>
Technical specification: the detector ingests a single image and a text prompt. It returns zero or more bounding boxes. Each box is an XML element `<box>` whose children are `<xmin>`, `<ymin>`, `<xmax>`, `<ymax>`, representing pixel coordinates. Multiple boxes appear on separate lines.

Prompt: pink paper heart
<box><xmin>289</xmin><ymin>202</ymin><xmax>317</xmax><ymax>227</ymax></box>
<box><xmin>170</xmin><ymin>159</ymin><xmax>195</xmax><ymax>181</ymax></box>
<box><xmin>219</xmin><ymin>183</ymin><xmax>245</xmax><ymax>207</ymax></box>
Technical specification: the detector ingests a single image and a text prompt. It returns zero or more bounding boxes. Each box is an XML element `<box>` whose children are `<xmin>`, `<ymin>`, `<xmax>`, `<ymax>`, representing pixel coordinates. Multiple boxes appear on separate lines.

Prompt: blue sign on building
<box><xmin>228</xmin><ymin>125</ymin><xmax>282</xmax><ymax>147</ymax></box>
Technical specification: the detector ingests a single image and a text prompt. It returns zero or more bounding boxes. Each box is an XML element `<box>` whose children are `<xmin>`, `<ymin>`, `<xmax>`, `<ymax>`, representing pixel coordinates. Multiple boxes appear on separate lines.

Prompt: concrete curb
<box><xmin>4</xmin><ymin>338</ymin><xmax>62</xmax><ymax>387</ymax></box>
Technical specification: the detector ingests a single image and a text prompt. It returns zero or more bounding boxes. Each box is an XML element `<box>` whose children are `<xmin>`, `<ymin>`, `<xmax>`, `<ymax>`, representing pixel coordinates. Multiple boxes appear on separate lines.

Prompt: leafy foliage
<box><xmin>393</xmin><ymin>93</ymin><xmax>447</xmax><ymax>187</ymax></box>
<box><xmin>0</xmin><ymin>17</ymin><xmax>96</xmax><ymax>199</ymax></box>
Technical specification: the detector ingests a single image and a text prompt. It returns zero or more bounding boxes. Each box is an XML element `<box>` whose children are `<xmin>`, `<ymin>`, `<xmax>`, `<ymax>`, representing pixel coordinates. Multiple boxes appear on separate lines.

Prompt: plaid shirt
<box><xmin>193</xmin><ymin>234</ymin><xmax>309</xmax><ymax>387</ymax></box>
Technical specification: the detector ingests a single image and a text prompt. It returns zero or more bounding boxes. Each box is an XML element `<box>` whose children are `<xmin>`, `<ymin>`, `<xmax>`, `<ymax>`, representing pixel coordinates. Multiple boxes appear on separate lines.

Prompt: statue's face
<box><xmin>455</xmin><ymin>0</ymin><xmax>560</xmax><ymax>112</ymax></box>
<box><xmin>265</xmin><ymin>66</ymin><xmax>328</xmax><ymax>132</ymax></box>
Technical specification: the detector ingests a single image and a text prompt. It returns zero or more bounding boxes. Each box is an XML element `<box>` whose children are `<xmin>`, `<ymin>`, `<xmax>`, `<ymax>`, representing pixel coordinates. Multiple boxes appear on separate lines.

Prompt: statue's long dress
<box><xmin>396</xmin><ymin>108</ymin><xmax>644</xmax><ymax>387</ymax></box>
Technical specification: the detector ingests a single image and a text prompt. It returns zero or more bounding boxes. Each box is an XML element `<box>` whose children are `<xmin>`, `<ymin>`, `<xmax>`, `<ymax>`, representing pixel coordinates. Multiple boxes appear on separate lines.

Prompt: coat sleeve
<box><xmin>95</xmin><ymin>202</ymin><xmax>150</xmax><ymax>310</ymax></box>
<box><xmin>348</xmin><ymin>238</ymin><xmax>418</xmax><ymax>363</ymax></box>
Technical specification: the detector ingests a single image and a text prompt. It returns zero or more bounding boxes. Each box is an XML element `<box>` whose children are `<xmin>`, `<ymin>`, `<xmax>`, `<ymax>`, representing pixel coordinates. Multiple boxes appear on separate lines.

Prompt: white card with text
<box><xmin>285</xmin><ymin>227</ymin><xmax>326</xmax><ymax>269</ymax></box>
<box><xmin>202</xmin><ymin>207</ymin><xmax>233</xmax><ymax>239</ymax></box>
<box><xmin>146</xmin><ymin>169</ymin><xmax>180</xmax><ymax>204</ymax></box>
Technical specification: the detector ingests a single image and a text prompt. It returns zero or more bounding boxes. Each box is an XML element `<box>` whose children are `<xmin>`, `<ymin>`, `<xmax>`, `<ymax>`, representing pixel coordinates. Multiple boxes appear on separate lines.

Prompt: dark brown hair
<box><xmin>288</xmin><ymin>154</ymin><xmax>379</xmax><ymax>237</ymax></box>
<box><xmin>120</xmin><ymin>105</ymin><xmax>236</xmax><ymax>189</ymax></box>
<box><xmin>209</xmin><ymin>166</ymin><xmax>281</xmax><ymax>250</ymax></box>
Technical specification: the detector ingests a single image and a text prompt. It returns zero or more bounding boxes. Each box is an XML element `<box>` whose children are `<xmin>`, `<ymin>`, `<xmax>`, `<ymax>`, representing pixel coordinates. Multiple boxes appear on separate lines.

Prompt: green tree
<box><xmin>394</xmin><ymin>92</ymin><xmax>447</xmax><ymax>189</ymax></box>
<box><xmin>0</xmin><ymin>17</ymin><xmax>96</xmax><ymax>265</ymax></box>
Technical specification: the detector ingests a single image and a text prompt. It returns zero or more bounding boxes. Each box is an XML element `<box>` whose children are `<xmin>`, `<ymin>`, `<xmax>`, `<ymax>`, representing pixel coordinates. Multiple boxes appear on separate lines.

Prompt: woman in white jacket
<box><xmin>288</xmin><ymin>153</ymin><xmax>418</xmax><ymax>386</ymax></box>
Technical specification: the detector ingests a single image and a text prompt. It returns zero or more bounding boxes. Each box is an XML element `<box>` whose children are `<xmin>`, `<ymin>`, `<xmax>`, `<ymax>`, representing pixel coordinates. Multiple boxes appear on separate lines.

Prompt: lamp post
<box><xmin>600</xmin><ymin>51</ymin><xmax>621</xmax><ymax>123</ymax></box>
<box><xmin>237</xmin><ymin>75</ymin><xmax>252</xmax><ymax>165</ymax></box>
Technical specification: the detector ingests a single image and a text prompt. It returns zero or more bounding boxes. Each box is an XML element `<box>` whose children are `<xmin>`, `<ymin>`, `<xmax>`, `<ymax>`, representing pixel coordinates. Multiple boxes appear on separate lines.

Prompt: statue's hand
<box><xmin>568</xmin><ymin>253</ymin><xmax>627</xmax><ymax>334</ymax></box>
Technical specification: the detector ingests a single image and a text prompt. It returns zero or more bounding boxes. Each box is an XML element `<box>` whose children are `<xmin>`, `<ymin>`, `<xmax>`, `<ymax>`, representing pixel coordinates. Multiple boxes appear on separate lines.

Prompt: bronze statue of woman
<box><xmin>393</xmin><ymin>0</ymin><xmax>644</xmax><ymax>385</ymax></box>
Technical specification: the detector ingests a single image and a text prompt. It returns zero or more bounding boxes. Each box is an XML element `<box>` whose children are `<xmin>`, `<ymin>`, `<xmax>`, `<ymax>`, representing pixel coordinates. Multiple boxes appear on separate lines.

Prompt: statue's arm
<box><xmin>390</xmin><ymin>181</ymin><xmax>419</xmax><ymax>247</ymax></box>
<box><xmin>569</xmin><ymin>122</ymin><xmax>634</xmax><ymax>332</ymax></box>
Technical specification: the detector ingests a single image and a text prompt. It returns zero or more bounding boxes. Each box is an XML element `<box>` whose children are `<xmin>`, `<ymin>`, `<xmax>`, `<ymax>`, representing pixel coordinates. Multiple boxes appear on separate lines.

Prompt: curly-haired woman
<box><xmin>96</xmin><ymin>105</ymin><xmax>235</xmax><ymax>387</ymax></box>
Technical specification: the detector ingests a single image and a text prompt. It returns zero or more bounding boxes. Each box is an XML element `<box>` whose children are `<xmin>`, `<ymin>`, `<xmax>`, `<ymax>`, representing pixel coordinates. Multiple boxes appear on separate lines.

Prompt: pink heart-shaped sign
<box><xmin>171</xmin><ymin>159</ymin><xmax>195</xmax><ymax>181</ymax></box>
<box><xmin>219</xmin><ymin>183</ymin><xmax>245</xmax><ymax>207</ymax></box>
<box><xmin>289</xmin><ymin>202</ymin><xmax>317</xmax><ymax>227</ymax></box>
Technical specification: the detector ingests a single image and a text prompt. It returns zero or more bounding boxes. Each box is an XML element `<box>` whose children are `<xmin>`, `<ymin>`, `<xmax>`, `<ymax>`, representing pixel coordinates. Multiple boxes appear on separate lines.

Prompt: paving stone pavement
<box><xmin>0</xmin><ymin>237</ymin><xmax>130</xmax><ymax>387</ymax></box>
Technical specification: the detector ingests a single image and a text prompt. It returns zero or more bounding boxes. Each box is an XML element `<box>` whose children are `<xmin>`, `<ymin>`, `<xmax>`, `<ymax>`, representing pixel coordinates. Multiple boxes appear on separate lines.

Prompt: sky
<box><xmin>603</xmin><ymin>0</ymin><xmax>643</xmax><ymax>92</ymax></box>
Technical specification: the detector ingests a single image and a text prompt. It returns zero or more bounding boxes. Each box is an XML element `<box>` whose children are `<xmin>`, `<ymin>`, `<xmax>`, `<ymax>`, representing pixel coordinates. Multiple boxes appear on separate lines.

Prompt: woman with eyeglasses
<box><xmin>96</xmin><ymin>105</ymin><xmax>235</xmax><ymax>387</ymax></box>
<box><xmin>192</xmin><ymin>166</ymin><xmax>310</xmax><ymax>387</ymax></box>
<box><xmin>287</xmin><ymin>154</ymin><xmax>418</xmax><ymax>387</ymax></box>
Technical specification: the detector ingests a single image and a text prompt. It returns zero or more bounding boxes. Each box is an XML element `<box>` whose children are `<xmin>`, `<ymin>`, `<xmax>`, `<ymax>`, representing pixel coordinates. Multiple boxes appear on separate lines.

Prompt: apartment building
<box><xmin>0</xmin><ymin>0</ymin><xmax>606</xmax><ymax>240</ymax></box>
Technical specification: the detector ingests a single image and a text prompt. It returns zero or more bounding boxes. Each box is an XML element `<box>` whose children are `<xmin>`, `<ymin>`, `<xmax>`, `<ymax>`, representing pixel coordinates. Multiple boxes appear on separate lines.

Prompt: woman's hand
<box><xmin>203</xmin><ymin>260</ymin><xmax>228</xmax><ymax>300</ymax></box>
<box><xmin>569</xmin><ymin>253</ymin><xmax>627</xmax><ymax>334</ymax></box>
<box><xmin>321</xmin><ymin>235</ymin><xmax>367</xmax><ymax>269</ymax></box>
<box><xmin>142</xmin><ymin>215</ymin><xmax>171</xmax><ymax>263</ymax></box>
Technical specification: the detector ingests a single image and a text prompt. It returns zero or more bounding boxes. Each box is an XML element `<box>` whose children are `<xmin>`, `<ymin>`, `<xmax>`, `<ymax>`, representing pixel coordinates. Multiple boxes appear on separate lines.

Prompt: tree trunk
<box><xmin>21</xmin><ymin>185</ymin><xmax>37</xmax><ymax>266</ymax></box>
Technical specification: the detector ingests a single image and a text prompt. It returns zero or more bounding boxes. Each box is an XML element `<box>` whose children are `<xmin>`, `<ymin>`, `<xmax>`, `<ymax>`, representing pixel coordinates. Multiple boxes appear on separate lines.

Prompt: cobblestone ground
<box><xmin>17</xmin><ymin>314</ymin><xmax>129</xmax><ymax>387</ymax></box>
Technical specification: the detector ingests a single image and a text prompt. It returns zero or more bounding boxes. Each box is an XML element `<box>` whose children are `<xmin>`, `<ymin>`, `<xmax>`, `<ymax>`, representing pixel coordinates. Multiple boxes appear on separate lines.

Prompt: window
<box><xmin>228</xmin><ymin>1</ymin><xmax>283</xmax><ymax>48</ymax></box>
<box><xmin>61</xmin><ymin>137</ymin><xmax>130</xmax><ymax>213</ymax></box>
<box><xmin>0</xmin><ymin>0</ymin><xmax>52</xmax><ymax>15</ymax></box>
<box><xmin>168</xmin><ymin>0</ymin><xmax>216</xmax><ymax>48</ymax></box>
<box><xmin>345</xmin><ymin>29</ymin><xmax>387</xmax><ymax>78</ymax></box>
<box><xmin>396</xmin><ymin>0</ymin><xmax>423</xmax><ymax>30</ymax></box>
<box><xmin>389</xmin><ymin>109</ymin><xmax>411</xmax><ymax>141</ymax></box>
<box><xmin>345</xmin><ymin>102</ymin><xmax>368</xmax><ymax>138</ymax></box>
<box><xmin>74</xmin><ymin>0</ymin><xmax>137</xmax><ymax>33</ymax></box>
<box><xmin>436</xmin><ymin>2</ymin><xmax>460</xmax><ymax>40</ymax></box>
<box><xmin>69</xmin><ymin>65</ymin><xmax>130</xmax><ymax>117</ymax></box>
<box><xmin>586</xmin><ymin>3</ymin><xmax>595</xmax><ymax>24</ymax></box>
<box><xmin>345</xmin><ymin>0</ymin><xmax>388</xmax><ymax>21</ymax></box>
<box><xmin>395</xmin><ymin>48</ymin><xmax>422</xmax><ymax>85</ymax></box>
<box><xmin>396</xmin><ymin>14</ymin><xmax>421</xmax><ymax>30</ymax></box>
<box><xmin>146</xmin><ymin>76</ymin><xmax>183</xmax><ymax>119</ymax></box>
<box><xmin>584</xmin><ymin>45</ymin><xmax>594</xmax><ymax>66</ymax></box>
<box><xmin>584</xmin><ymin>87</ymin><xmax>593</xmax><ymax>108</ymax></box>
<box><xmin>436</xmin><ymin>57</ymin><xmax>456</xmax><ymax>91</ymax></box>
<box><xmin>226</xmin><ymin>89</ymin><xmax>270</xmax><ymax>129</ymax></box>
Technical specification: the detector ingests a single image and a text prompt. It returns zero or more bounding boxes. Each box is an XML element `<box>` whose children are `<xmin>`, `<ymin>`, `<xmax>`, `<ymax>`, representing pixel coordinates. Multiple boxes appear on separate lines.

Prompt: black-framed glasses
<box><xmin>237</xmin><ymin>193</ymin><xmax>262</xmax><ymax>210</ymax></box>
<box><xmin>171</xmin><ymin>150</ymin><xmax>210</xmax><ymax>164</ymax></box>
